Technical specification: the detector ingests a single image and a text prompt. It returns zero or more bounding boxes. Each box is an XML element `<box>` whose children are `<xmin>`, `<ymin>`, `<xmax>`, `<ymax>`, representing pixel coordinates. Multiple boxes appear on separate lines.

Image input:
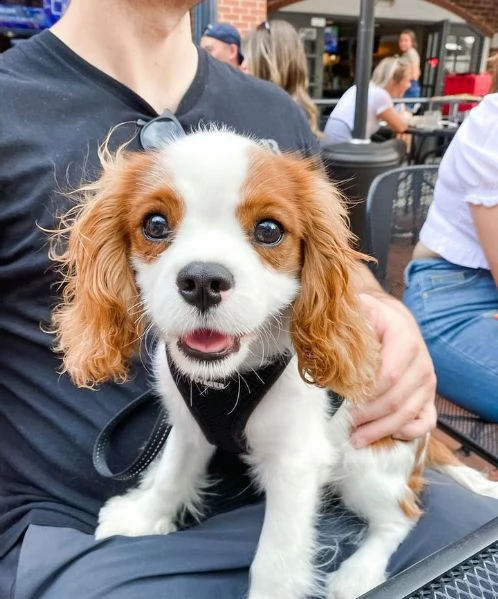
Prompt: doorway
<box><xmin>421</xmin><ymin>21</ymin><xmax>484</xmax><ymax>96</ymax></box>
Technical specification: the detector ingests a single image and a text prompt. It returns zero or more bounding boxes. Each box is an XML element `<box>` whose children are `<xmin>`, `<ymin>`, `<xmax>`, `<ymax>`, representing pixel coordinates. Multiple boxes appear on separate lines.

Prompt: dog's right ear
<box><xmin>50</xmin><ymin>152</ymin><xmax>152</xmax><ymax>388</ymax></box>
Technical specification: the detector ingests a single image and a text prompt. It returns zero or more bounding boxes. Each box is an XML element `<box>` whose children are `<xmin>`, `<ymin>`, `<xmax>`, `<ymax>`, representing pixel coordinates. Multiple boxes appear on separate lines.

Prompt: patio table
<box><xmin>405</xmin><ymin>121</ymin><xmax>459</xmax><ymax>164</ymax></box>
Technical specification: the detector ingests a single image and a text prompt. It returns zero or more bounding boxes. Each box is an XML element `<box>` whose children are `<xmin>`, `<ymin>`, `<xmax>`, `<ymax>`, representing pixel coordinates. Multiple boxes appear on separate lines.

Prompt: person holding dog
<box><xmin>1</xmin><ymin>1</ymin><xmax>497</xmax><ymax>597</ymax></box>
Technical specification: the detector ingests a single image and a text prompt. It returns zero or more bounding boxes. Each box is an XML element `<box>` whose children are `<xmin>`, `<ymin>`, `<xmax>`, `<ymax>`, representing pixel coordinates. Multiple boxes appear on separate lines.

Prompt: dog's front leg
<box><xmin>247</xmin><ymin>451</ymin><xmax>327</xmax><ymax>599</ymax></box>
<box><xmin>96</xmin><ymin>425</ymin><xmax>215</xmax><ymax>539</ymax></box>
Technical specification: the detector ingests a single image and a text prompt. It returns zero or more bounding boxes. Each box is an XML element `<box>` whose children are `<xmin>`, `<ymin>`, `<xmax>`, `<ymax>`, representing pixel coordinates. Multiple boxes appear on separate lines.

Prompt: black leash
<box><xmin>93</xmin><ymin>390</ymin><xmax>171</xmax><ymax>481</ymax></box>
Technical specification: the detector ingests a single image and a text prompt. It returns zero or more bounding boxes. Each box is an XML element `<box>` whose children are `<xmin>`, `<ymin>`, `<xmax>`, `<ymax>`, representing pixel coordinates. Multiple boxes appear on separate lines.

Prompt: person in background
<box><xmin>242</xmin><ymin>19</ymin><xmax>321</xmax><ymax>137</ymax></box>
<box><xmin>321</xmin><ymin>56</ymin><xmax>411</xmax><ymax>145</ymax></box>
<box><xmin>200</xmin><ymin>22</ymin><xmax>244</xmax><ymax>68</ymax></box>
<box><xmin>399</xmin><ymin>29</ymin><xmax>421</xmax><ymax>101</ymax></box>
<box><xmin>404</xmin><ymin>93</ymin><xmax>498</xmax><ymax>422</ymax></box>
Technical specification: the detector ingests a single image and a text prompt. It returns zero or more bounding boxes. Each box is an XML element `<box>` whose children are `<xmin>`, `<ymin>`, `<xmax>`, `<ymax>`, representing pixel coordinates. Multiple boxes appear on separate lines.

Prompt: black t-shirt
<box><xmin>0</xmin><ymin>31</ymin><xmax>319</xmax><ymax>557</ymax></box>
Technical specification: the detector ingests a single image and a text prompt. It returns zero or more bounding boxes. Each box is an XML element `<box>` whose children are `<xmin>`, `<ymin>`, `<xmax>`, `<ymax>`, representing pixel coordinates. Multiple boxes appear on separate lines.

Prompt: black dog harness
<box><xmin>93</xmin><ymin>350</ymin><xmax>345</xmax><ymax>481</ymax></box>
<box><xmin>167</xmin><ymin>351</ymin><xmax>293</xmax><ymax>454</ymax></box>
<box><xmin>93</xmin><ymin>352</ymin><xmax>293</xmax><ymax>479</ymax></box>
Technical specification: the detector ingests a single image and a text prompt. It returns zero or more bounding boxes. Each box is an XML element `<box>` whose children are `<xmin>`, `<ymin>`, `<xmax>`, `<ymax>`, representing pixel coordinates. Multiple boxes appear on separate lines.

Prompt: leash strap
<box><xmin>93</xmin><ymin>390</ymin><xmax>171</xmax><ymax>481</ymax></box>
<box><xmin>92</xmin><ymin>388</ymin><xmax>344</xmax><ymax>481</ymax></box>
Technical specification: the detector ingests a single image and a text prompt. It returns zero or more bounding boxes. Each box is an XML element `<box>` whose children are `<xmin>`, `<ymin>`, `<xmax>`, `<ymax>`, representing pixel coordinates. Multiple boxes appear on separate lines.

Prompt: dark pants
<box><xmin>4</xmin><ymin>470</ymin><xmax>498</xmax><ymax>598</ymax></box>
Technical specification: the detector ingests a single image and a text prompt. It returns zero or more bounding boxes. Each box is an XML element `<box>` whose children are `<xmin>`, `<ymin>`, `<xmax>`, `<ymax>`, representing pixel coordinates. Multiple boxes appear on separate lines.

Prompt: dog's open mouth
<box><xmin>178</xmin><ymin>329</ymin><xmax>241</xmax><ymax>361</ymax></box>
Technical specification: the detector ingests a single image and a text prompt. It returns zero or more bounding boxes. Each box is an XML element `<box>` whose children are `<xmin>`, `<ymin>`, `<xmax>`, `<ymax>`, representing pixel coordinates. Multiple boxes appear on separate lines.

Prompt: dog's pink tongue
<box><xmin>184</xmin><ymin>330</ymin><xmax>233</xmax><ymax>353</ymax></box>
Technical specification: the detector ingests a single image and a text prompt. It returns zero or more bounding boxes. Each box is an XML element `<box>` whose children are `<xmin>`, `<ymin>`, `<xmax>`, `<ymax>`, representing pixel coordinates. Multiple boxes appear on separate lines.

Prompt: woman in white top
<box><xmin>404</xmin><ymin>94</ymin><xmax>498</xmax><ymax>421</ymax></box>
<box><xmin>321</xmin><ymin>56</ymin><xmax>412</xmax><ymax>145</ymax></box>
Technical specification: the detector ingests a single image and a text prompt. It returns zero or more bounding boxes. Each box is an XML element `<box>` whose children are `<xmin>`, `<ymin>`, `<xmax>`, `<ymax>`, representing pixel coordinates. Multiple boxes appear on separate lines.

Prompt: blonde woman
<box><xmin>243</xmin><ymin>19</ymin><xmax>321</xmax><ymax>137</ymax></box>
<box><xmin>399</xmin><ymin>29</ymin><xmax>421</xmax><ymax>100</ymax></box>
<box><xmin>322</xmin><ymin>56</ymin><xmax>412</xmax><ymax>145</ymax></box>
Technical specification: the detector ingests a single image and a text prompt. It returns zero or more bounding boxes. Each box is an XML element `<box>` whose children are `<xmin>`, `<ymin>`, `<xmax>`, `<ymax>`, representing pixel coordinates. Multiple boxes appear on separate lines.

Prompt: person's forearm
<box><xmin>350</xmin><ymin>262</ymin><xmax>381</xmax><ymax>293</ymax></box>
<box><xmin>379</xmin><ymin>107</ymin><xmax>408</xmax><ymax>135</ymax></box>
<box><xmin>351</xmin><ymin>262</ymin><xmax>416</xmax><ymax>318</ymax></box>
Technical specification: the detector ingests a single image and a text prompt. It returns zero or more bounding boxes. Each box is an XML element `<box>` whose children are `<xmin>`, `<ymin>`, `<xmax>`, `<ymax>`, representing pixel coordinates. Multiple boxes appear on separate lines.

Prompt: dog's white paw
<box><xmin>327</xmin><ymin>559</ymin><xmax>386</xmax><ymax>599</ymax></box>
<box><xmin>95</xmin><ymin>489</ymin><xmax>177</xmax><ymax>540</ymax></box>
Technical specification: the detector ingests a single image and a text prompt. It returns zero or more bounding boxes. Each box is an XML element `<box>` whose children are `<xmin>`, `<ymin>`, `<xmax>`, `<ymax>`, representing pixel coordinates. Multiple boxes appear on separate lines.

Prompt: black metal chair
<box><xmin>365</xmin><ymin>165</ymin><xmax>498</xmax><ymax>468</ymax></box>
<box><xmin>365</xmin><ymin>164</ymin><xmax>439</xmax><ymax>287</ymax></box>
<box><xmin>361</xmin><ymin>516</ymin><xmax>498</xmax><ymax>599</ymax></box>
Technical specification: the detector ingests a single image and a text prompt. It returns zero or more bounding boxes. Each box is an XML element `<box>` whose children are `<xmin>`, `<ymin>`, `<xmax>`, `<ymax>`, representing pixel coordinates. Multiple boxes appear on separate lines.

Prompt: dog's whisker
<box><xmin>138</xmin><ymin>323</ymin><xmax>159</xmax><ymax>375</ymax></box>
<box><xmin>226</xmin><ymin>373</ymin><xmax>242</xmax><ymax>416</ymax></box>
<box><xmin>245</xmin><ymin>366</ymin><xmax>265</xmax><ymax>386</ymax></box>
<box><xmin>237</xmin><ymin>371</ymin><xmax>252</xmax><ymax>395</ymax></box>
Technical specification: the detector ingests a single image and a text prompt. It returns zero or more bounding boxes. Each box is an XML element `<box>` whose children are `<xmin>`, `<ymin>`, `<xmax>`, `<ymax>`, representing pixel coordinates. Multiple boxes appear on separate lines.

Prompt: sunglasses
<box><xmin>137</xmin><ymin>109</ymin><xmax>185</xmax><ymax>151</ymax></box>
<box><xmin>257</xmin><ymin>20</ymin><xmax>271</xmax><ymax>34</ymax></box>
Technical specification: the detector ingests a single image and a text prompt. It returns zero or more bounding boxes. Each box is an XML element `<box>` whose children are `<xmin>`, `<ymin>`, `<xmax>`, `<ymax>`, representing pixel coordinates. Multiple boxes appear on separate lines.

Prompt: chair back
<box><xmin>366</xmin><ymin>164</ymin><xmax>439</xmax><ymax>286</ymax></box>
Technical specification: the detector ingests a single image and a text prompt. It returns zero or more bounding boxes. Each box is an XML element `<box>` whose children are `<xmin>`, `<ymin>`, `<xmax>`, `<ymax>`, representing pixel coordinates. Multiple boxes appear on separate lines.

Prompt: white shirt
<box><xmin>420</xmin><ymin>93</ymin><xmax>498</xmax><ymax>270</ymax></box>
<box><xmin>321</xmin><ymin>84</ymin><xmax>393</xmax><ymax>145</ymax></box>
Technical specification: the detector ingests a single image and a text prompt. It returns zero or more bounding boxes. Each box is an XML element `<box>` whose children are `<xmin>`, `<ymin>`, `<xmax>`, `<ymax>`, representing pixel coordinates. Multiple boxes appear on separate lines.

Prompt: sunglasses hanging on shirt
<box><xmin>137</xmin><ymin>109</ymin><xmax>185</xmax><ymax>151</ymax></box>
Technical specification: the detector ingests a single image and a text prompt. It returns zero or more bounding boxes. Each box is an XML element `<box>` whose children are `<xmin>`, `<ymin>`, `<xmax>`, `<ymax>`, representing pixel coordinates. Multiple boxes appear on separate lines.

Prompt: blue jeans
<box><xmin>404</xmin><ymin>80</ymin><xmax>421</xmax><ymax>99</ymax></box>
<box><xmin>403</xmin><ymin>259</ymin><xmax>498</xmax><ymax>421</ymax></box>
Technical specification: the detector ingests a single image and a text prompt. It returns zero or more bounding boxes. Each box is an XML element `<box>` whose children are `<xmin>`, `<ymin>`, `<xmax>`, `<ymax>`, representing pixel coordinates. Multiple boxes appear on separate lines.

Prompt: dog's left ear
<box><xmin>288</xmin><ymin>158</ymin><xmax>379</xmax><ymax>402</ymax></box>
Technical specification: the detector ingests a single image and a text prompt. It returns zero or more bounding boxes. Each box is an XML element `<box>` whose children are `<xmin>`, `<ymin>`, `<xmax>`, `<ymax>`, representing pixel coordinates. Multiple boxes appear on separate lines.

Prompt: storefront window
<box><xmin>444</xmin><ymin>33</ymin><xmax>476</xmax><ymax>73</ymax></box>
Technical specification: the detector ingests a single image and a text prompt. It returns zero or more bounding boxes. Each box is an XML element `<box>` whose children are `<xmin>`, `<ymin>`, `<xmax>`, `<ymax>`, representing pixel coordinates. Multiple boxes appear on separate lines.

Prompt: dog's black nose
<box><xmin>176</xmin><ymin>262</ymin><xmax>234</xmax><ymax>312</ymax></box>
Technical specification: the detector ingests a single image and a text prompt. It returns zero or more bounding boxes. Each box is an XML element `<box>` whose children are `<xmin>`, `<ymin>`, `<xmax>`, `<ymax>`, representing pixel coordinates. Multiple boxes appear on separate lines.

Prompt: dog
<box><xmin>51</xmin><ymin>129</ymin><xmax>498</xmax><ymax>599</ymax></box>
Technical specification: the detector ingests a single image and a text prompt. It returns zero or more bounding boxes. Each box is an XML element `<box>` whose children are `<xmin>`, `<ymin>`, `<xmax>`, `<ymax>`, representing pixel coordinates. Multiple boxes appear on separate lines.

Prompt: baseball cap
<box><xmin>203</xmin><ymin>23</ymin><xmax>244</xmax><ymax>65</ymax></box>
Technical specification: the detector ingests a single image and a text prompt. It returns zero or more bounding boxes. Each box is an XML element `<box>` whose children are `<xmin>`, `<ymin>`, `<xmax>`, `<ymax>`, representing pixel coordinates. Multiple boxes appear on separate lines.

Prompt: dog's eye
<box><xmin>142</xmin><ymin>214</ymin><xmax>170</xmax><ymax>241</ymax></box>
<box><xmin>254</xmin><ymin>220</ymin><xmax>284</xmax><ymax>246</ymax></box>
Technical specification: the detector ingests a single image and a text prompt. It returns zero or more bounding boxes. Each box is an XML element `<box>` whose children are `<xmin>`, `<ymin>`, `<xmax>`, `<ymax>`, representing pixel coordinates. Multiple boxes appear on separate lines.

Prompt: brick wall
<box><xmin>216</xmin><ymin>0</ymin><xmax>267</xmax><ymax>36</ymax></box>
<box><xmin>431</xmin><ymin>0</ymin><xmax>497</xmax><ymax>36</ymax></box>
<box><xmin>268</xmin><ymin>0</ymin><xmax>498</xmax><ymax>37</ymax></box>
<box><xmin>215</xmin><ymin>0</ymin><xmax>498</xmax><ymax>40</ymax></box>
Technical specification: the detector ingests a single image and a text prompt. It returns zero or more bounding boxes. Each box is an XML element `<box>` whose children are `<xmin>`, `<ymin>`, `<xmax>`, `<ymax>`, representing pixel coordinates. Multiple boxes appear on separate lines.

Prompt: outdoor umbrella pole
<box><xmin>352</xmin><ymin>0</ymin><xmax>376</xmax><ymax>141</ymax></box>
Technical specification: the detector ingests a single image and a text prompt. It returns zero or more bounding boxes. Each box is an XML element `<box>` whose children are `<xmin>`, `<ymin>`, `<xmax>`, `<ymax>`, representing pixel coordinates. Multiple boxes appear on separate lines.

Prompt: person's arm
<box><xmin>409</xmin><ymin>49</ymin><xmax>421</xmax><ymax>81</ymax></box>
<box><xmin>455</xmin><ymin>95</ymin><xmax>498</xmax><ymax>286</ymax></box>
<box><xmin>470</xmin><ymin>203</ymin><xmax>498</xmax><ymax>286</ymax></box>
<box><xmin>348</xmin><ymin>263</ymin><xmax>437</xmax><ymax>447</ymax></box>
<box><xmin>378</xmin><ymin>106</ymin><xmax>409</xmax><ymax>134</ymax></box>
<box><xmin>413</xmin><ymin>59</ymin><xmax>421</xmax><ymax>81</ymax></box>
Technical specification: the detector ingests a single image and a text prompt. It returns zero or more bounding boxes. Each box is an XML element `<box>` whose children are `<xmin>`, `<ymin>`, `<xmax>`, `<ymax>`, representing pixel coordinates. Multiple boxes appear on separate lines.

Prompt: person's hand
<box><xmin>349</xmin><ymin>293</ymin><xmax>437</xmax><ymax>448</ymax></box>
<box><xmin>398</xmin><ymin>103</ymin><xmax>414</xmax><ymax>124</ymax></box>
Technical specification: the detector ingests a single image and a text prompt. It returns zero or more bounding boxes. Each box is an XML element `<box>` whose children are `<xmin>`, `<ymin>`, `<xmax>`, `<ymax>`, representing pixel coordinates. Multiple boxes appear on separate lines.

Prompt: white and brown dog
<box><xmin>51</xmin><ymin>130</ymin><xmax>498</xmax><ymax>599</ymax></box>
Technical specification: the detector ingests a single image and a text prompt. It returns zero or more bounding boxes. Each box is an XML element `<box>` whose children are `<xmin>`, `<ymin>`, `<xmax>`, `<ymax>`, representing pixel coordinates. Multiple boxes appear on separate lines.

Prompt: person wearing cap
<box><xmin>200</xmin><ymin>22</ymin><xmax>244</xmax><ymax>68</ymax></box>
